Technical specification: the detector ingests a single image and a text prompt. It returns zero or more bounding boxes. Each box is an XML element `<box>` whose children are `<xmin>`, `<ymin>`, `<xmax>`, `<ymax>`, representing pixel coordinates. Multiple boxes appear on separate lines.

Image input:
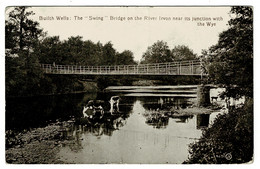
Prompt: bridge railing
<box><xmin>41</xmin><ymin>60</ymin><xmax>202</xmax><ymax>75</ymax></box>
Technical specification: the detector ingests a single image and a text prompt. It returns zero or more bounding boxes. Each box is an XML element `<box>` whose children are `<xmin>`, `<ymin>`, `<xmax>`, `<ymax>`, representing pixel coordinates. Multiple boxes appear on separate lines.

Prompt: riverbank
<box><xmin>184</xmin><ymin>98</ymin><xmax>253</xmax><ymax>164</ymax></box>
<box><xmin>5</xmin><ymin>121</ymin><xmax>74</xmax><ymax>164</ymax></box>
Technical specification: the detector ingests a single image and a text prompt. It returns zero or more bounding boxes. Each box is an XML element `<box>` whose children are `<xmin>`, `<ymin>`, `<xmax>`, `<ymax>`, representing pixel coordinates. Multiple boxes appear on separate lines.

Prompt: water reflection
<box><xmin>58</xmin><ymin>100</ymin><xmax>206</xmax><ymax>163</ymax></box>
<box><xmin>6</xmin><ymin>86</ymin><xmax>221</xmax><ymax>163</ymax></box>
<box><xmin>5</xmin><ymin>93</ymin><xmax>97</xmax><ymax>131</ymax></box>
<box><xmin>174</xmin><ymin>115</ymin><xmax>194</xmax><ymax>123</ymax></box>
<box><xmin>143</xmin><ymin>110</ymin><xmax>169</xmax><ymax>129</ymax></box>
<box><xmin>196</xmin><ymin>114</ymin><xmax>210</xmax><ymax>129</ymax></box>
<box><xmin>137</xmin><ymin>96</ymin><xmax>196</xmax><ymax>128</ymax></box>
<box><xmin>60</xmin><ymin>114</ymin><xmax>128</xmax><ymax>153</ymax></box>
<box><xmin>141</xmin><ymin>97</ymin><xmax>194</xmax><ymax>111</ymax></box>
<box><xmin>79</xmin><ymin>95</ymin><xmax>129</xmax><ymax>138</ymax></box>
<box><xmin>78</xmin><ymin>113</ymin><xmax>128</xmax><ymax>134</ymax></box>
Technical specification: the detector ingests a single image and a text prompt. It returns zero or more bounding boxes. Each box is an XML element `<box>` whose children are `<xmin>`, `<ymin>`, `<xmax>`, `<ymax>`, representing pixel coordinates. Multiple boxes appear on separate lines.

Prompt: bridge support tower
<box><xmin>197</xmin><ymin>85</ymin><xmax>211</xmax><ymax>107</ymax></box>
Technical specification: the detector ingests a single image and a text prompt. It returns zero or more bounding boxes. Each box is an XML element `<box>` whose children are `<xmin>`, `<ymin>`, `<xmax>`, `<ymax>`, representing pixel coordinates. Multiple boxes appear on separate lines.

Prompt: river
<box><xmin>6</xmin><ymin>85</ymin><xmax>223</xmax><ymax>164</ymax></box>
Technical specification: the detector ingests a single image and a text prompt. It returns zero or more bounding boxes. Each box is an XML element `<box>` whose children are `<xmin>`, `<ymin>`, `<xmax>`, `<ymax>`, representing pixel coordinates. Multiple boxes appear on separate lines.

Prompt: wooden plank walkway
<box><xmin>41</xmin><ymin>60</ymin><xmax>203</xmax><ymax>76</ymax></box>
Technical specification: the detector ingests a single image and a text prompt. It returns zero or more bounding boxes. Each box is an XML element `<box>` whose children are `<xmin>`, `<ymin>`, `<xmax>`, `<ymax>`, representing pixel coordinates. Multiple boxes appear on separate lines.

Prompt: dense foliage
<box><xmin>5</xmin><ymin>7</ymin><xmax>45</xmax><ymax>96</ymax></box>
<box><xmin>36</xmin><ymin>36</ymin><xmax>136</xmax><ymax>66</ymax></box>
<box><xmin>5</xmin><ymin>7</ymin><xmax>137</xmax><ymax>97</ymax></box>
<box><xmin>141</xmin><ymin>40</ymin><xmax>198</xmax><ymax>64</ymax></box>
<box><xmin>185</xmin><ymin>6</ymin><xmax>253</xmax><ymax>164</ymax></box>
<box><xmin>202</xmin><ymin>6</ymin><xmax>253</xmax><ymax>99</ymax></box>
<box><xmin>184</xmin><ymin>99</ymin><xmax>253</xmax><ymax>164</ymax></box>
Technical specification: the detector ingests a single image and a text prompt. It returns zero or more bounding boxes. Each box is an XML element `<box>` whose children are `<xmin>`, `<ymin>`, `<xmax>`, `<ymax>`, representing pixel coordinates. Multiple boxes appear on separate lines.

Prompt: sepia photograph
<box><xmin>4</xmin><ymin>5</ymin><xmax>253</xmax><ymax>164</ymax></box>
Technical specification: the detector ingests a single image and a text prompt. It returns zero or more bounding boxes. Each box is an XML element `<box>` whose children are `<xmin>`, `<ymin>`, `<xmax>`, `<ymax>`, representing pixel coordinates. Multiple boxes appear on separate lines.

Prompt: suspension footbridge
<box><xmin>41</xmin><ymin>60</ymin><xmax>203</xmax><ymax>76</ymax></box>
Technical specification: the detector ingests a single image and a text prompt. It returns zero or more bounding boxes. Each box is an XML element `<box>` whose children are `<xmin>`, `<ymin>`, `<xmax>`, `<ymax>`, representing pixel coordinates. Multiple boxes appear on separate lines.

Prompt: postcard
<box><xmin>5</xmin><ymin>6</ymin><xmax>253</xmax><ymax>164</ymax></box>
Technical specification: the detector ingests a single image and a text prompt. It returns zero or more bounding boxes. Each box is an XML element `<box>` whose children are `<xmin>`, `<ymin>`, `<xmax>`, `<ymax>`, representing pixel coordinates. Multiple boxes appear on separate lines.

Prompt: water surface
<box><xmin>6</xmin><ymin>85</ymin><xmax>221</xmax><ymax>163</ymax></box>
<box><xmin>56</xmin><ymin>86</ymin><xmax>220</xmax><ymax>163</ymax></box>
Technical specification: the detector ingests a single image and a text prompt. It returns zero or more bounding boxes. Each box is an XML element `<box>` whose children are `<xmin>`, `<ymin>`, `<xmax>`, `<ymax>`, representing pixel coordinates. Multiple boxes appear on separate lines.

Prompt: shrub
<box><xmin>184</xmin><ymin>98</ymin><xmax>253</xmax><ymax>164</ymax></box>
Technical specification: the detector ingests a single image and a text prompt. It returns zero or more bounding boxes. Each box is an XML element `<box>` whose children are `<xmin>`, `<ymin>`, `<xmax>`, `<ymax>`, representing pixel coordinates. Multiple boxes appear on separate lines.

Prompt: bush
<box><xmin>184</xmin><ymin>98</ymin><xmax>253</xmax><ymax>164</ymax></box>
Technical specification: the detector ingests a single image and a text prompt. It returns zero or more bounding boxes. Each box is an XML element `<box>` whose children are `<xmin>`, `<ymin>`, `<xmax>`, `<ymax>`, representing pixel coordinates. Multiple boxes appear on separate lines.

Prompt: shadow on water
<box><xmin>6</xmin><ymin>92</ymin><xmax>210</xmax><ymax>131</ymax></box>
<box><xmin>175</xmin><ymin>115</ymin><xmax>194</xmax><ymax>123</ymax></box>
<box><xmin>6</xmin><ymin>86</ymin><xmax>215</xmax><ymax>163</ymax></box>
<box><xmin>196</xmin><ymin>114</ymin><xmax>210</xmax><ymax>129</ymax></box>
<box><xmin>6</xmin><ymin>93</ymin><xmax>97</xmax><ymax>131</ymax></box>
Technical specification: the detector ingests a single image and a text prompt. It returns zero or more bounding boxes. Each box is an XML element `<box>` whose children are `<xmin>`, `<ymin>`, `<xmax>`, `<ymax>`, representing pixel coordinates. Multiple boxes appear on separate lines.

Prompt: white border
<box><xmin>1</xmin><ymin>1</ymin><xmax>258</xmax><ymax>169</ymax></box>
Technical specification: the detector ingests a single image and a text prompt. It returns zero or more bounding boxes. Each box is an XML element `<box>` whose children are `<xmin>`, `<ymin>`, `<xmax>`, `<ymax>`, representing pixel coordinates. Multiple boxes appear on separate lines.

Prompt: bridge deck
<box><xmin>41</xmin><ymin>60</ymin><xmax>203</xmax><ymax>76</ymax></box>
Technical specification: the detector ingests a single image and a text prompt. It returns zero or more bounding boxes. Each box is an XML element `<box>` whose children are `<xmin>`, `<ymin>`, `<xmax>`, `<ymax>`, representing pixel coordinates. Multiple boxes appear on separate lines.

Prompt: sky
<box><xmin>6</xmin><ymin>6</ymin><xmax>231</xmax><ymax>61</ymax></box>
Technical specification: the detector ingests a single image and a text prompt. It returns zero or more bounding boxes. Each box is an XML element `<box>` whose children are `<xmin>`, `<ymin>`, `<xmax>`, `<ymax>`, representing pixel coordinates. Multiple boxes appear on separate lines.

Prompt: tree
<box><xmin>172</xmin><ymin>45</ymin><xmax>198</xmax><ymax>61</ymax></box>
<box><xmin>102</xmin><ymin>42</ymin><xmax>117</xmax><ymax>65</ymax></box>
<box><xmin>141</xmin><ymin>40</ymin><xmax>173</xmax><ymax>64</ymax></box>
<box><xmin>6</xmin><ymin>7</ymin><xmax>43</xmax><ymax>53</ymax></box>
<box><xmin>6</xmin><ymin>7</ymin><xmax>137</xmax><ymax>96</ymax></box>
<box><xmin>116</xmin><ymin>50</ymin><xmax>137</xmax><ymax>65</ymax></box>
<box><xmin>185</xmin><ymin>6</ymin><xmax>253</xmax><ymax>164</ymax></box>
<box><xmin>36</xmin><ymin>36</ymin><xmax>63</xmax><ymax>64</ymax></box>
<box><xmin>203</xmin><ymin>6</ymin><xmax>253</xmax><ymax>98</ymax></box>
<box><xmin>66</xmin><ymin>36</ymin><xmax>85</xmax><ymax>65</ymax></box>
<box><xmin>82</xmin><ymin>40</ymin><xmax>103</xmax><ymax>66</ymax></box>
<box><xmin>5</xmin><ymin>7</ymin><xmax>45</xmax><ymax>96</ymax></box>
